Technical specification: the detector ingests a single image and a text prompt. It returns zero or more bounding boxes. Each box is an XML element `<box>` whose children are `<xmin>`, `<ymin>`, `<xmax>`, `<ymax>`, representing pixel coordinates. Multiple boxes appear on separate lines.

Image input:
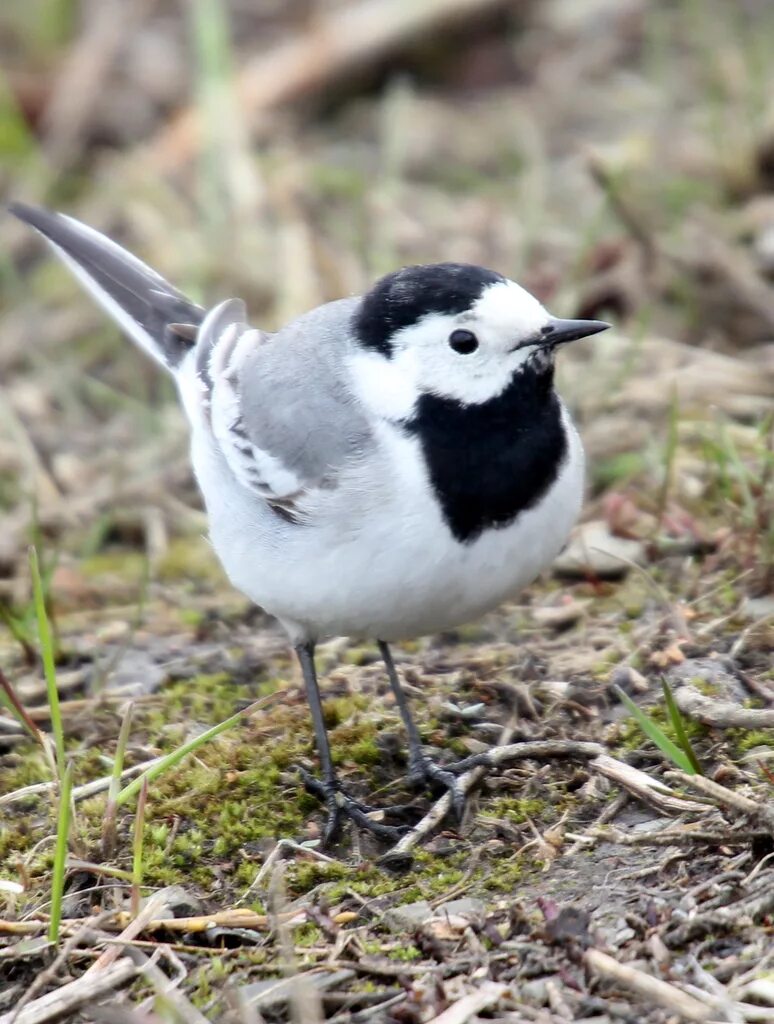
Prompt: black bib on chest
<box><xmin>405</xmin><ymin>365</ymin><xmax>568</xmax><ymax>544</ymax></box>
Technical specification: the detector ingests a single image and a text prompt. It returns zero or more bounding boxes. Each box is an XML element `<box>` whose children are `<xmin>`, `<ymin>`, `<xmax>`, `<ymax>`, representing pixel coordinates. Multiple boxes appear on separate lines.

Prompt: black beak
<box><xmin>539</xmin><ymin>317</ymin><xmax>611</xmax><ymax>347</ymax></box>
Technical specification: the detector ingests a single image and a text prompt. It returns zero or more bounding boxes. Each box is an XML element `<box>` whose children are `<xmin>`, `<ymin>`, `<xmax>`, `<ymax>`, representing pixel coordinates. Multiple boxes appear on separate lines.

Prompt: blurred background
<box><xmin>1</xmin><ymin>0</ymin><xmax>773</xmax><ymax>624</ymax></box>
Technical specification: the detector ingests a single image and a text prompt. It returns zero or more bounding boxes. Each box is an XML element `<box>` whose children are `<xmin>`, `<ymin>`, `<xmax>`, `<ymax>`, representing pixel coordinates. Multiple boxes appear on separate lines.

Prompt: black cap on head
<box><xmin>353</xmin><ymin>262</ymin><xmax>505</xmax><ymax>357</ymax></box>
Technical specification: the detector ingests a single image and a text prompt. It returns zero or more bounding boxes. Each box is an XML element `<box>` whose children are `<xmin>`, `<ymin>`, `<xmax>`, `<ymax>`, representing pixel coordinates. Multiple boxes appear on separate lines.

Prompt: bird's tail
<box><xmin>9</xmin><ymin>202</ymin><xmax>205</xmax><ymax>371</ymax></box>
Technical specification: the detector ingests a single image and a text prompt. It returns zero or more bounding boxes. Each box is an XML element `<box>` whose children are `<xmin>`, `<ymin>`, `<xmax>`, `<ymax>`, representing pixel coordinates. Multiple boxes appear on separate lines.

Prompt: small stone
<box><xmin>553</xmin><ymin>521</ymin><xmax>646</xmax><ymax>579</ymax></box>
<box><xmin>609</xmin><ymin>665</ymin><xmax>649</xmax><ymax>694</ymax></box>
<box><xmin>521</xmin><ymin>978</ymin><xmax>549</xmax><ymax>1006</ymax></box>
<box><xmin>382</xmin><ymin>899</ymin><xmax>433</xmax><ymax>932</ymax></box>
<box><xmin>434</xmin><ymin>897</ymin><xmax>487</xmax><ymax>922</ymax></box>
<box><xmin>532</xmin><ymin>598</ymin><xmax>590</xmax><ymax>629</ymax></box>
<box><xmin>240</xmin><ymin>969</ymin><xmax>355</xmax><ymax>1011</ymax></box>
<box><xmin>667</xmin><ymin>657</ymin><xmax>747</xmax><ymax>703</ymax></box>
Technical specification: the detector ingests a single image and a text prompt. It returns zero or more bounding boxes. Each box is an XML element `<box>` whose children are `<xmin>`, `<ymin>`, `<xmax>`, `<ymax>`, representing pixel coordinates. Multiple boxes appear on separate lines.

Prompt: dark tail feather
<box><xmin>9</xmin><ymin>202</ymin><xmax>204</xmax><ymax>370</ymax></box>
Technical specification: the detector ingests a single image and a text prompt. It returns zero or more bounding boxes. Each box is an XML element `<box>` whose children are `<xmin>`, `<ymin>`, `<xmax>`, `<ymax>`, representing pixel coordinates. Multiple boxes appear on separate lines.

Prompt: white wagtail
<box><xmin>10</xmin><ymin>202</ymin><xmax>609</xmax><ymax>845</ymax></box>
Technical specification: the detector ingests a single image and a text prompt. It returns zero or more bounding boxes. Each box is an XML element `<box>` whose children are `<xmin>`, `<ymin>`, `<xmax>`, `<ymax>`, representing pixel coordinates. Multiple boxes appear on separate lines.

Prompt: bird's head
<box><xmin>351</xmin><ymin>262</ymin><xmax>609</xmax><ymax>416</ymax></box>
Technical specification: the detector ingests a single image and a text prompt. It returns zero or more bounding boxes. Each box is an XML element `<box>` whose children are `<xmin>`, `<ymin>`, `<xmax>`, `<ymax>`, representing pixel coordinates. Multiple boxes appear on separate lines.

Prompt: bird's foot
<box><xmin>406</xmin><ymin>750</ymin><xmax>494</xmax><ymax>821</ymax></box>
<box><xmin>299</xmin><ymin>767</ymin><xmax>410</xmax><ymax>847</ymax></box>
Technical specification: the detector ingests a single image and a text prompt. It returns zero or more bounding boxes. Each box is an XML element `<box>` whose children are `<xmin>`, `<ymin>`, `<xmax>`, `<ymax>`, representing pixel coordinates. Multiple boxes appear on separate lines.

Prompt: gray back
<box><xmin>236</xmin><ymin>297</ymin><xmax>372</xmax><ymax>488</ymax></box>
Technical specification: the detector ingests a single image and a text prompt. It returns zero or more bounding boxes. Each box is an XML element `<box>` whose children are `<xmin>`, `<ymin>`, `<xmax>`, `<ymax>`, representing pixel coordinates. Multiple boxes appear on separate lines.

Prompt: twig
<box><xmin>587</xmin><ymin>155</ymin><xmax>659</xmax><ymax>270</ymax></box>
<box><xmin>124</xmin><ymin>947</ymin><xmax>214</xmax><ymax>1024</ymax></box>
<box><xmin>0</xmin><ymin>755</ymin><xmax>165</xmax><ymax>808</ymax></box>
<box><xmin>664</xmin><ymin>771</ymin><xmax>774</xmax><ymax>835</ymax></box>
<box><xmin>674</xmin><ymin>228</ymin><xmax>774</xmax><ymax>334</ymax></box>
<box><xmin>590</xmin><ymin>825</ymin><xmax>764</xmax><ymax>847</ymax></box>
<box><xmin>0</xmin><ymin>958</ymin><xmax>137</xmax><ymax>1024</ymax></box>
<box><xmin>237</xmin><ymin>839</ymin><xmax>338</xmax><ymax>906</ymax></box>
<box><xmin>0</xmin><ymin>906</ymin><xmax>308</xmax><ymax>939</ymax></box>
<box><xmin>565</xmin><ymin>791</ymin><xmax>628</xmax><ymax>856</ymax></box>
<box><xmin>382</xmin><ymin>740</ymin><xmax>605</xmax><ymax>864</ymax></box>
<box><xmin>6</xmin><ymin>914</ymin><xmax>113</xmax><ymax>1024</ymax></box>
<box><xmin>589</xmin><ymin>755</ymin><xmax>707</xmax><ymax>816</ymax></box>
<box><xmin>664</xmin><ymin>871</ymin><xmax>774</xmax><ymax>947</ymax></box>
<box><xmin>84</xmin><ymin>889</ymin><xmax>174</xmax><ymax>975</ymax></box>
<box><xmin>424</xmin><ymin>982</ymin><xmax>507</xmax><ymax>1024</ymax></box>
<box><xmin>584</xmin><ymin>948</ymin><xmax>713</xmax><ymax>1021</ymax></box>
<box><xmin>674</xmin><ymin>685</ymin><xmax>774</xmax><ymax>730</ymax></box>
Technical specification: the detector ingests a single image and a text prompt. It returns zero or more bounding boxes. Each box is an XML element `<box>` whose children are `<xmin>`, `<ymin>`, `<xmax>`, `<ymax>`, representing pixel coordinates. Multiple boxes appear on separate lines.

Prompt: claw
<box><xmin>406</xmin><ymin>754</ymin><xmax>469</xmax><ymax>820</ymax></box>
<box><xmin>298</xmin><ymin>767</ymin><xmax>409</xmax><ymax>846</ymax></box>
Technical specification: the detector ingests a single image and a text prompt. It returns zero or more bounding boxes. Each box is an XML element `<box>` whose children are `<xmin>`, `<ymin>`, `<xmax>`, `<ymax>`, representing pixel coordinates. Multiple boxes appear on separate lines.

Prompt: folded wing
<box><xmin>198</xmin><ymin>298</ymin><xmax>373</xmax><ymax>515</ymax></box>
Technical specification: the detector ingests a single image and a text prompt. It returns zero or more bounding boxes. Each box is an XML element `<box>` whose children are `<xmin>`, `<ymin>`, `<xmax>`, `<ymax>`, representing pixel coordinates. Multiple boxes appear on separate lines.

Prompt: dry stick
<box><xmin>0</xmin><ymin>667</ymin><xmax>46</xmax><ymax>743</ymax></box>
<box><xmin>424</xmin><ymin>982</ymin><xmax>507</xmax><ymax>1024</ymax></box>
<box><xmin>589</xmin><ymin>755</ymin><xmax>707</xmax><ymax>816</ymax></box>
<box><xmin>584</xmin><ymin>949</ymin><xmax>713</xmax><ymax>1022</ymax></box>
<box><xmin>147</xmin><ymin>0</ymin><xmax>514</xmax><ymax>171</ymax></box>
<box><xmin>238</xmin><ymin>839</ymin><xmax>339</xmax><ymax>907</ymax></box>
<box><xmin>121</xmin><ymin>947</ymin><xmax>214</xmax><ymax>1024</ymax></box>
<box><xmin>6</xmin><ymin>914</ymin><xmax>114</xmax><ymax>1024</ymax></box>
<box><xmin>674</xmin><ymin>686</ymin><xmax>774</xmax><ymax>730</ymax></box>
<box><xmin>589</xmin><ymin>826</ymin><xmax>764</xmax><ymax>847</ymax></box>
<box><xmin>0</xmin><ymin>907</ymin><xmax>306</xmax><ymax>939</ymax></box>
<box><xmin>565</xmin><ymin>791</ymin><xmax>629</xmax><ymax>856</ymax></box>
<box><xmin>664</xmin><ymin>770</ymin><xmax>774</xmax><ymax>835</ymax></box>
<box><xmin>0</xmin><ymin>958</ymin><xmax>137</xmax><ymax>1024</ymax></box>
<box><xmin>664</xmin><ymin>871</ymin><xmax>774</xmax><ymax>947</ymax></box>
<box><xmin>0</xmin><ymin>755</ymin><xmax>165</xmax><ymax>808</ymax></box>
<box><xmin>0</xmin><ymin>391</ymin><xmax>61</xmax><ymax>505</ymax></box>
<box><xmin>384</xmin><ymin>740</ymin><xmax>605</xmax><ymax>861</ymax></box>
<box><xmin>83</xmin><ymin>889</ymin><xmax>173</xmax><ymax>976</ymax></box>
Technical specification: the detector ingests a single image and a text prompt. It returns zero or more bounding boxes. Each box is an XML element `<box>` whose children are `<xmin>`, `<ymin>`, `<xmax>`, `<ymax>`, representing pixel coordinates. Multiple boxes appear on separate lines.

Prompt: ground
<box><xmin>0</xmin><ymin>1</ymin><xmax>773</xmax><ymax>1021</ymax></box>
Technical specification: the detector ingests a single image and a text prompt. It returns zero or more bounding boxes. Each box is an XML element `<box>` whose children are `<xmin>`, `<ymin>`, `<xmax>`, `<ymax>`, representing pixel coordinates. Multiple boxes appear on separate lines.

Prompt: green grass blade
<box><xmin>48</xmin><ymin>760</ymin><xmax>73</xmax><ymax>944</ymax></box>
<box><xmin>110</xmin><ymin>701</ymin><xmax>135</xmax><ymax>801</ymax></box>
<box><xmin>661</xmin><ymin>678</ymin><xmax>702</xmax><ymax>775</ymax></box>
<box><xmin>116</xmin><ymin>695</ymin><xmax>273</xmax><ymax>807</ymax></box>
<box><xmin>29</xmin><ymin>546</ymin><xmax>65</xmax><ymax>779</ymax></box>
<box><xmin>103</xmin><ymin>701</ymin><xmax>134</xmax><ymax>857</ymax></box>
<box><xmin>131</xmin><ymin>776</ymin><xmax>148</xmax><ymax>918</ymax></box>
<box><xmin>614</xmin><ymin>685</ymin><xmax>696</xmax><ymax>774</ymax></box>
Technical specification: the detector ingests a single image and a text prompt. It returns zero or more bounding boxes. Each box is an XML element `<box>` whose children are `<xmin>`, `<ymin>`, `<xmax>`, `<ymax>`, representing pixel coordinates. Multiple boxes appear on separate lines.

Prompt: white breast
<box><xmin>187</xmin><ymin>387</ymin><xmax>585</xmax><ymax>645</ymax></box>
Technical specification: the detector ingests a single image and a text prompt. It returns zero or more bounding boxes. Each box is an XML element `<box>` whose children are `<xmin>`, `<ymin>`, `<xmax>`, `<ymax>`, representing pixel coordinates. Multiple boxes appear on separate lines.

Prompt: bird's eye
<box><xmin>448</xmin><ymin>328</ymin><xmax>478</xmax><ymax>354</ymax></box>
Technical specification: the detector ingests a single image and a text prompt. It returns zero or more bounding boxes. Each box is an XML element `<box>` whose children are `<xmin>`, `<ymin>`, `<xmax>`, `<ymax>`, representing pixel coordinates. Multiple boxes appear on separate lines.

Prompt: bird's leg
<box><xmin>295</xmin><ymin>642</ymin><xmax>406</xmax><ymax>846</ymax></box>
<box><xmin>379</xmin><ymin>640</ymin><xmax>467</xmax><ymax>820</ymax></box>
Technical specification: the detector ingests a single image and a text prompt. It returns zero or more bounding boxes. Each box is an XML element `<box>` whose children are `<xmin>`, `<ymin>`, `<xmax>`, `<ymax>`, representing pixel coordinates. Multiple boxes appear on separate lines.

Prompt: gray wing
<box><xmin>206</xmin><ymin>297</ymin><xmax>372</xmax><ymax>512</ymax></box>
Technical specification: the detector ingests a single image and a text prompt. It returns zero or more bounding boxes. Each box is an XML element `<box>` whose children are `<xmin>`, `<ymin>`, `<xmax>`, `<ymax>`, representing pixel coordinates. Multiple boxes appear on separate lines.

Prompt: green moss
<box><xmin>347</xmin><ymin>736</ymin><xmax>382</xmax><ymax>766</ymax></box>
<box><xmin>487</xmin><ymin>796</ymin><xmax>549</xmax><ymax>824</ymax></box>
<box><xmin>729</xmin><ymin>729</ymin><xmax>774</xmax><ymax>754</ymax></box>
<box><xmin>690</xmin><ymin>676</ymin><xmax>721</xmax><ymax>697</ymax></box>
<box><xmin>293</xmin><ymin>923</ymin><xmax>325</xmax><ymax>947</ymax></box>
<box><xmin>322</xmin><ymin>694</ymin><xmax>370</xmax><ymax>729</ymax></box>
<box><xmin>389</xmin><ymin>944</ymin><xmax>422</xmax><ymax>962</ymax></box>
<box><xmin>482</xmin><ymin>852</ymin><xmax>526</xmax><ymax>892</ymax></box>
<box><xmin>286</xmin><ymin>859</ymin><xmax>350</xmax><ymax>893</ymax></box>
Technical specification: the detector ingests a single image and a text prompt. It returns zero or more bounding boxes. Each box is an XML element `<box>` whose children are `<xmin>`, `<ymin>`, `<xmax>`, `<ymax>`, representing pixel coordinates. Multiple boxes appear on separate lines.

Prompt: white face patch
<box><xmin>376</xmin><ymin>278</ymin><xmax>554</xmax><ymax>408</ymax></box>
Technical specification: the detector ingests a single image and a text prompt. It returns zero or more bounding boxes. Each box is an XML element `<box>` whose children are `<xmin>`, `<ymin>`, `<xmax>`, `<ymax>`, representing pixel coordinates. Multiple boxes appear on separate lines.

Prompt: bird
<box><xmin>10</xmin><ymin>201</ymin><xmax>609</xmax><ymax>846</ymax></box>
